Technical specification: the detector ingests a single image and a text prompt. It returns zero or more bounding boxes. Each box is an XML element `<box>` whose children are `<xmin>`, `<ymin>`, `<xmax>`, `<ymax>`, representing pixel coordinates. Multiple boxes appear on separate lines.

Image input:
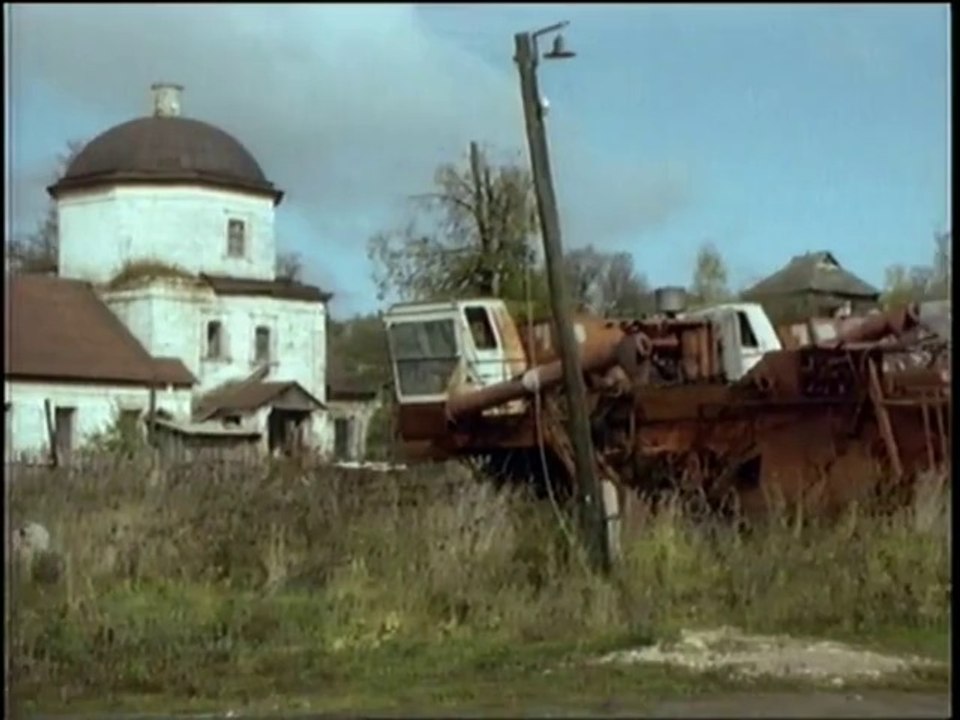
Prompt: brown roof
<box><xmin>326</xmin><ymin>367</ymin><xmax>381</xmax><ymax>402</ymax></box>
<box><xmin>50</xmin><ymin>116</ymin><xmax>283</xmax><ymax>204</ymax></box>
<box><xmin>5</xmin><ymin>275</ymin><xmax>196</xmax><ymax>387</ymax></box>
<box><xmin>327</xmin><ymin>382</ymin><xmax>380</xmax><ymax>402</ymax></box>
<box><xmin>195</xmin><ymin>380</ymin><xmax>324</xmax><ymax>421</ymax></box>
<box><xmin>200</xmin><ymin>274</ymin><xmax>332</xmax><ymax>303</ymax></box>
<box><xmin>743</xmin><ymin>251</ymin><xmax>880</xmax><ymax>300</ymax></box>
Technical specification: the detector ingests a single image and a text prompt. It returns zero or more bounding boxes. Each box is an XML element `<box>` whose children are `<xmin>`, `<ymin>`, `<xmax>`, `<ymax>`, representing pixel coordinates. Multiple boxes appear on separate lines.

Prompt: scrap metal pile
<box><xmin>385</xmin><ymin>291</ymin><xmax>950</xmax><ymax>520</ymax></box>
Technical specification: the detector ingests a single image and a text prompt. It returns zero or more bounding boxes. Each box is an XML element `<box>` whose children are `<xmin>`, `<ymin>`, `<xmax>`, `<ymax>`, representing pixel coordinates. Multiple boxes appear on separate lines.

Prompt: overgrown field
<box><xmin>6</xmin><ymin>455</ymin><xmax>951</xmax><ymax>714</ymax></box>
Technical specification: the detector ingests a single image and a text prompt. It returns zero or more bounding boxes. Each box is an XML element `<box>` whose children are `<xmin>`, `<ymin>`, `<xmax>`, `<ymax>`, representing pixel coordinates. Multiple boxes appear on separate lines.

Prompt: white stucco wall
<box><xmin>104</xmin><ymin>281</ymin><xmax>327</xmax><ymax>402</ymax></box>
<box><xmin>4</xmin><ymin>380</ymin><xmax>192</xmax><ymax>462</ymax></box>
<box><xmin>58</xmin><ymin>185</ymin><xmax>276</xmax><ymax>283</ymax></box>
<box><xmin>102</xmin><ymin>280</ymin><xmax>329</xmax><ymax>450</ymax></box>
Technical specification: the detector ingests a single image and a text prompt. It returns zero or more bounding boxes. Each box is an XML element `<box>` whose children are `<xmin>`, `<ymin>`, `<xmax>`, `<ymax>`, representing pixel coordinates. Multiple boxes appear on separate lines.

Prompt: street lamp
<box><xmin>513</xmin><ymin>23</ymin><xmax>611</xmax><ymax>574</ymax></box>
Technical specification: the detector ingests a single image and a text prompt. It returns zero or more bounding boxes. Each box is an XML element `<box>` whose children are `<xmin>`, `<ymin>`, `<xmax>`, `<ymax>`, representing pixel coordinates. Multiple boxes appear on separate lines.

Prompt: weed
<box><xmin>6</xmin><ymin>454</ymin><xmax>950</xmax><ymax>711</ymax></box>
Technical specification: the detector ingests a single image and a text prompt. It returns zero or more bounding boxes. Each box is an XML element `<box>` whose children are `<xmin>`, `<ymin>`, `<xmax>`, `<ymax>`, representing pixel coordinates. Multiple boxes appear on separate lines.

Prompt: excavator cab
<box><xmin>383</xmin><ymin>299</ymin><xmax>528</xmax><ymax>408</ymax></box>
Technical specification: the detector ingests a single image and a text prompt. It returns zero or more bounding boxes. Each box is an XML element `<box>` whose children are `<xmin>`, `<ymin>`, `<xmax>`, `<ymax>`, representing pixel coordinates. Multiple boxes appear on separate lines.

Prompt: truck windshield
<box><xmin>388</xmin><ymin>319</ymin><xmax>459</xmax><ymax>398</ymax></box>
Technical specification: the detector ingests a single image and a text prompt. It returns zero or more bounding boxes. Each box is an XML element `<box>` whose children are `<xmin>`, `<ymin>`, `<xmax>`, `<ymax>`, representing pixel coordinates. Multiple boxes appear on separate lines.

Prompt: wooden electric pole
<box><xmin>514</xmin><ymin>25</ymin><xmax>611</xmax><ymax>574</ymax></box>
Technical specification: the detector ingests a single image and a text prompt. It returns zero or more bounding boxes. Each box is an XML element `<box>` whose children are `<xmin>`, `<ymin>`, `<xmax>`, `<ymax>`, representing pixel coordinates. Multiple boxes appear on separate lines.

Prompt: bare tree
<box><xmin>564</xmin><ymin>244</ymin><xmax>652</xmax><ymax>316</ymax></box>
<box><xmin>275</xmin><ymin>250</ymin><xmax>304</xmax><ymax>282</ymax></box>
<box><xmin>6</xmin><ymin>139</ymin><xmax>86</xmax><ymax>275</ymax></box>
<box><xmin>881</xmin><ymin>230</ymin><xmax>952</xmax><ymax>306</ymax></box>
<box><xmin>690</xmin><ymin>241</ymin><xmax>730</xmax><ymax>306</ymax></box>
<box><xmin>367</xmin><ymin>143</ymin><xmax>543</xmax><ymax>311</ymax></box>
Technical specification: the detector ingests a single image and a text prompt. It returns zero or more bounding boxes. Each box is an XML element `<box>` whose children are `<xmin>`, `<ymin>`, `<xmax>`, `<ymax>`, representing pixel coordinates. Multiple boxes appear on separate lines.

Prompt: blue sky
<box><xmin>7</xmin><ymin>4</ymin><xmax>950</xmax><ymax>317</ymax></box>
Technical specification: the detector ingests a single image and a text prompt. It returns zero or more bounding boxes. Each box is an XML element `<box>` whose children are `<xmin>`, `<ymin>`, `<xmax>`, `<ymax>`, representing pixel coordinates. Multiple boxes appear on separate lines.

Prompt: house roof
<box><xmin>327</xmin><ymin>382</ymin><xmax>380</xmax><ymax>402</ymax></box>
<box><xmin>152</xmin><ymin>416</ymin><xmax>262</xmax><ymax>438</ymax></box>
<box><xmin>5</xmin><ymin>274</ymin><xmax>196</xmax><ymax>387</ymax></box>
<box><xmin>742</xmin><ymin>251</ymin><xmax>880</xmax><ymax>300</ymax></box>
<box><xmin>195</xmin><ymin>379</ymin><xmax>325</xmax><ymax>421</ymax></box>
<box><xmin>326</xmin><ymin>367</ymin><xmax>381</xmax><ymax>402</ymax></box>
<box><xmin>200</xmin><ymin>273</ymin><xmax>332</xmax><ymax>303</ymax></box>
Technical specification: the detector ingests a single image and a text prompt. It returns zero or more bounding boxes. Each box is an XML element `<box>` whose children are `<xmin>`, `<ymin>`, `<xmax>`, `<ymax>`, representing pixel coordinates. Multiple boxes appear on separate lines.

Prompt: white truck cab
<box><xmin>682</xmin><ymin>302</ymin><xmax>782</xmax><ymax>381</ymax></box>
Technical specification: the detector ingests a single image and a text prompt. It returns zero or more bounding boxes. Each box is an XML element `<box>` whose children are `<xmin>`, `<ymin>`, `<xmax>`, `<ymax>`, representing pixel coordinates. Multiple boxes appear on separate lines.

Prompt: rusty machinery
<box><xmin>386</xmin><ymin>293</ymin><xmax>950</xmax><ymax>520</ymax></box>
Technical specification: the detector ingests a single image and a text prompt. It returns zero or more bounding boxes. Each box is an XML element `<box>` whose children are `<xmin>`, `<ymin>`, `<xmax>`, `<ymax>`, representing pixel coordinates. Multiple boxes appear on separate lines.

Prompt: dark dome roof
<box><xmin>50</xmin><ymin>116</ymin><xmax>282</xmax><ymax>203</ymax></box>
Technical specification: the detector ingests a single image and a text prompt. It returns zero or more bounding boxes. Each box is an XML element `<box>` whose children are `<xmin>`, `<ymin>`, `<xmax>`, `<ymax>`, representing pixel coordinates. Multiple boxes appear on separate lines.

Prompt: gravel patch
<box><xmin>593</xmin><ymin>626</ymin><xmax>943</xmax><ymax>684</ymax></box>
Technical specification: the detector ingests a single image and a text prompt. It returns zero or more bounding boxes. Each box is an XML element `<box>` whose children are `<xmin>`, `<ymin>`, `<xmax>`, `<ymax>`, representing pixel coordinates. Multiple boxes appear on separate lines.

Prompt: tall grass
<box><xmin>6</xmin><ymin>454</ymin><xmax>950</xmax><ymax>707</ymax></box>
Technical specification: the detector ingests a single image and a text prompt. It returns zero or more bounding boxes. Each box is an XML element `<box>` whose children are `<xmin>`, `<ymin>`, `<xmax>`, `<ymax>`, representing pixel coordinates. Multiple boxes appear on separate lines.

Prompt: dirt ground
<box><xmin>373</xmin><ymin>692</ymin><xmax>950</xmax><ymax>718</ymax></box>
<box><xmin>32</xmin><ymin>694</ymin><xmax>950</xmax><ymax>719</ymax></box>
<box><xmin>648</xmin><ymin>690</ymin><xmax>950</xmax><ymax>718</ymax></box>
<box><xmin>25</xmin><ymin>627</ymin><xmax>950</xmax><ymax>719</ymax></box>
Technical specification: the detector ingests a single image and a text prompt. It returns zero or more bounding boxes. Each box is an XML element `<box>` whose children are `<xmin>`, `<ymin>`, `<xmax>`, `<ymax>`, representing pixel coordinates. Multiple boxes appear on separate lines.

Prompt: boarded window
<box><xmin>465</xmin><ymin>306</ymin><xmax>498</xmax><ymax>350</ymax></box>
<box><xmin>55</xmin><ymin>407</ymin><xmax>76</xmax><ymax>462</ymax></box>
<box><xmin>334</xmin><ymin>417</ymin><xmax>353</xmax><ymax>460</ymax></box>
<box><xmin>207</xmin><ymin>321</ymin><xmax>225</xmax><ymax>359</ymax></box>
<box><xmin>227</xmin><ymin>219</ymin><xmax>246</xmax><ymax>257</ymax></box>
<box><xmin>737</xmin><ymin>311</ymin><xmax>759</xmax><ymax>348</ymax></box>
<box><xmin>254</xmin><ymin>326</ymin><xmax>271</xmax><ymax>363</ymax></box>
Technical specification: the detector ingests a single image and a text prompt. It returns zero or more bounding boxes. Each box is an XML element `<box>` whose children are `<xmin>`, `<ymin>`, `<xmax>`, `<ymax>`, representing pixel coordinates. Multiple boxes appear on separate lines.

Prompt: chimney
<box><xmin>150</xmin><ymin>82</ymin><xmax>184</xmax><ymax>118</ymax></box>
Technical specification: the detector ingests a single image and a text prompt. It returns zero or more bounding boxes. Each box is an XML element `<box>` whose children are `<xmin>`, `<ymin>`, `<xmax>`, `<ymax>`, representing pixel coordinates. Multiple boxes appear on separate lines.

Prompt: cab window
<box><xmin>465</xmin><ymin>306</ymin><xmax>498</xmax><ymax>351</ymax></box>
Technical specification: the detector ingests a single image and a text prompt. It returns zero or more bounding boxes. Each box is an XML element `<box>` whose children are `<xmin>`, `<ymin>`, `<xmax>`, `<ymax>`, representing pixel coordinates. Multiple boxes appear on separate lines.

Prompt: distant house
<box><xmin>5</xmin><ymin>275</ymin><xmax>195</xmax><ymax>463</ymax></box>
<box><xmin>742</xmin><ymin>251</ymin><xmax>880</xmax><ymax>322</ymax></box>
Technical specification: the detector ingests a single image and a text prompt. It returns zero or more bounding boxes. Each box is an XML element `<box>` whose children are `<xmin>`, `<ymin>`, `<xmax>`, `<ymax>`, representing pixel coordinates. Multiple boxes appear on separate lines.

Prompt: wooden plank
<box><xmin>867</xmin><ymin>359</ymin><xmax>903</xmax><ymax>481</ymax></box>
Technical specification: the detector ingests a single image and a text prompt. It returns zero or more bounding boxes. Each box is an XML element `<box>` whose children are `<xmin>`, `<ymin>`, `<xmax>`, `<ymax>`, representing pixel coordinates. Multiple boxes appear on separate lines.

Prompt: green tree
<box><xmin>689</xmin><ymin>241</ymin><xmax>730</xmax><ymax>306</ymax></box>
<box><xmin>7</xmin><ymin>139</ymin><xmax>86</xmax><ymax>274</ymax></box>
<box><xmin>327</xmin><ymin>313</ymin><xmax>392</xmax><ymax>391</ymax></box>
<box><xmin>367</xmin><ymin>143</ymin><xmax>546</xmax><ymax>314</ymax></box>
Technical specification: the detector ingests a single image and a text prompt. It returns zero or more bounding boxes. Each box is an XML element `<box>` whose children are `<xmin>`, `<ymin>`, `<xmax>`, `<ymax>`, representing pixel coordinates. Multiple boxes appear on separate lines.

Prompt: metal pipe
<box><xmin>831</xmin><ymin>305</ymin><xmax>921</xmax><ymax>345</ymax></box>
<box><xmin>447</xmin><ymin>329</ymin><xmax>629</xmax><ymax>420</ymax></box>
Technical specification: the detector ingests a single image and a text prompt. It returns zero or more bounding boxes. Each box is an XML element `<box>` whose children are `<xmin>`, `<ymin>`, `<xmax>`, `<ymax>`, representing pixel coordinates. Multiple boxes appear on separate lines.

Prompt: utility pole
<box><xmin>514</xmin><ymin>24</ymin><xmax>611</xmax><ymax>573</ymax></box>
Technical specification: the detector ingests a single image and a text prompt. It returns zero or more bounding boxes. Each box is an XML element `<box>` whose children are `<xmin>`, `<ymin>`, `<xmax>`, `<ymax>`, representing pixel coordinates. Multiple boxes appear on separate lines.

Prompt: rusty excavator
<box><xmin>381</xmin><ymin>288</ymin><xmax>950</xmax><ymax>525</ymax></box>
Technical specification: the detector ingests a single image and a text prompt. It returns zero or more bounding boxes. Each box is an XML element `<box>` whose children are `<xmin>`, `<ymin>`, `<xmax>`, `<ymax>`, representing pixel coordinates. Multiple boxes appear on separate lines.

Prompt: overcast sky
<box><xmin>6</xmin><ymin>4</ymin><xmax>950</xmax><ymax>317</ymax></box>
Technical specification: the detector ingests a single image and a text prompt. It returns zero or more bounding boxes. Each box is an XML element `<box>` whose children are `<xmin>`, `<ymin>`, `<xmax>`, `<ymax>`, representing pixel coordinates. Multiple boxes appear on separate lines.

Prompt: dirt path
<box><xmin>649</xmin><ymin>690</ymin><xmax>950</xmax><ymax>718</ymax></box>
<box><xmin>385</xmin><ymin>691</ymin><xmax>950</xmax><ymax>718</ymax></box>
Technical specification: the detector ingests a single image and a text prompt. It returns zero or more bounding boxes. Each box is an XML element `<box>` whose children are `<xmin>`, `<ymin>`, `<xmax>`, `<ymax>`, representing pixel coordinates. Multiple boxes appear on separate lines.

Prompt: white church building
<box><xmin>5</xmin><ymin>83</ymin><xmax>376</xmax><ymax>463</ymax></box>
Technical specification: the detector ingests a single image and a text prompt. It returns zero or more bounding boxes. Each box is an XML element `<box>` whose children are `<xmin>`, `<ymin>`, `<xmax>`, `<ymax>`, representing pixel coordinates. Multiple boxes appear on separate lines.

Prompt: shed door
<box><xmin>334</xmin><ymin>417</ymin><xmax>352</xmax><ymax>460</ymax></box>
<box><xmin>55</xmin><ymin>407</ymin><xmax>76</xmax><ymax>463</ymax></box>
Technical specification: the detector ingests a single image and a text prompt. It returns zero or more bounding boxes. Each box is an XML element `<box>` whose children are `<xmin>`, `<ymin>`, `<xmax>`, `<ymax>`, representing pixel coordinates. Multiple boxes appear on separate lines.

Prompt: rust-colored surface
<box><xmin>394</xmin><ymin>301</ymin><xmax>950</xmax><ymax>520</ymax></box>
<box><xmin>447</xmin><ymin>322</ymin><xmax>631</xmax><ymax>420</ymax></box>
